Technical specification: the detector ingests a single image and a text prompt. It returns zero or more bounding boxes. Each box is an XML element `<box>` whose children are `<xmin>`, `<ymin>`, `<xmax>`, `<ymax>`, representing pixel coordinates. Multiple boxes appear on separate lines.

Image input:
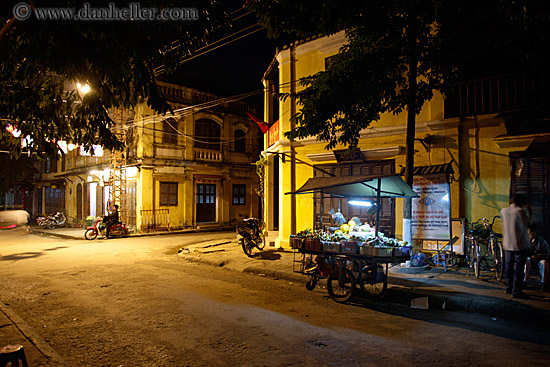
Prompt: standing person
<box><xmin>524</xmin><ymin>223</ymin><xmax>550</xmax><ymax>291</ymax></box>
<box><xmin>103</xmin><ymin>204</ymin><xmax>119</xmax><ymax>239</ymax></box>
<box><xmin>501</xmin><ymin>194</ymin><xmax>531</xmax><ymax>299</ymax></box>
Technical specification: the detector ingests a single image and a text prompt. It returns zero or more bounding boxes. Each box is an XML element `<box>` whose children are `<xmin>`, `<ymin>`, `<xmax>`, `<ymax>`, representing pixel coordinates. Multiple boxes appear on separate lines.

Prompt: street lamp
<box><xmin>77</xmin><ymin>82</ymin><xmax>91</xmax><ymax>95</ymax></box>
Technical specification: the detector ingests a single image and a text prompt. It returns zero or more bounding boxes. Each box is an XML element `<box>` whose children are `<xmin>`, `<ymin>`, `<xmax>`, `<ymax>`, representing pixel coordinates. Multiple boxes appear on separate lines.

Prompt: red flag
<box><xmin>247</xmin><ymin>112</ymin><xmax>269</xmax><ymax>134</ymax></box>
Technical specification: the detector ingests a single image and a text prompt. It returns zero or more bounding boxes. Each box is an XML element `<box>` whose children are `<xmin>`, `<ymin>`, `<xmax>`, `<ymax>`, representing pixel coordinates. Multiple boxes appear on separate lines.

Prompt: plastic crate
<box><xmin>341</xmin><ymin>241</ymin><xmax>360</xmax><ymax>254</ymax></box>
<box><xmin>395</xmin><ymin>246</ymin><xmax>412</xmax><ymax>257</ymax></box>
<box><xmin>305</xmin><ymin>238</ymin><xmax>322</xmax><ymax>251</ymax></box>
<box><xmin>361</xmin><ymin>246</ymin><xmax>393</xmax><ymax>257</ymax></box>
<box><xmin>322</xmin><ymin>241</ymin><xmax>341</xmax><ymax>253</ymax></box>
<box><xmin>289</xmin><ymin>236</ymin><xmax>304</xmax><ymax>249</ymax></box>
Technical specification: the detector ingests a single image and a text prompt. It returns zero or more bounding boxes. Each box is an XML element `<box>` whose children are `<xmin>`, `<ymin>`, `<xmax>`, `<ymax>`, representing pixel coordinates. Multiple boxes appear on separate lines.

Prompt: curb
<box><xmin>30</xmin><ymin>226</ymin><xmax>236</xmax><ymax>240</ymax></box>
<box><xmin>0</xmin><ymin>302</ymin><xmax>67</xmax><ymax>366</ymax></box>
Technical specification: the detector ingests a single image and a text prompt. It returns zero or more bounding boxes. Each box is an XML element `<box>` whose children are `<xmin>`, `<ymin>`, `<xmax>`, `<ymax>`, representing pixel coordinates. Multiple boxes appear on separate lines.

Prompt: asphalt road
<box><xmin>0</xmin><ymin>229</ymin><xmax>548</xmax><ymax>366</ymax></box>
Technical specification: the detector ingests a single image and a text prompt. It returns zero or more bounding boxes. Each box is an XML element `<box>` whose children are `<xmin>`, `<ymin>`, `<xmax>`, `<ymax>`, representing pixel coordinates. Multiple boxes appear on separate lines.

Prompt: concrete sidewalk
<box><xmin>176</xmin><ymin>240</ymin><xmax>550</xmax><ymax>324</ymax></box>
<box><xmin>0</xmin><ymin>303</ymin><xmax>66</xmax><ymax>366</ymax></box>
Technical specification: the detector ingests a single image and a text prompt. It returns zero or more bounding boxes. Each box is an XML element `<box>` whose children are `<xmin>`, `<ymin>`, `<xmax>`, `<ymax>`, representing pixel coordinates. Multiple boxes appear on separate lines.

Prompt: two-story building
<box><xmin>262</xmin><ymin>31</ymin><xmax>550</xmax><ymax>248</ymax></box>
<box><xmin>33</xmin><ymin>81</ymin><xmax>262</xmax><ymax>231</ymax></box>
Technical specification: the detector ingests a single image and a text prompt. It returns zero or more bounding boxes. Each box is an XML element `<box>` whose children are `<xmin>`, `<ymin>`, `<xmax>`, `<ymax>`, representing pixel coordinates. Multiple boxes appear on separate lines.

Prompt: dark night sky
<box><xmin>167</xmin><ymin>1</ymin><xmax>281</xmax><ymax>111</ymax></box>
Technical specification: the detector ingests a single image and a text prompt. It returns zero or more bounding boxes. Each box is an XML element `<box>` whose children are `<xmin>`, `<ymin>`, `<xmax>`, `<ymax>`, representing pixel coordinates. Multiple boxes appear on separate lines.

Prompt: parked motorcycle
<box><xmin>236</xmin><ymin>217</ymin><xmax>265</xmax><ymax>257</ymax></box>
<box><xmin>85</xmin><ymin>216</ymin><xmax>128</xmax><ymax>240</ymax></box>
<box><xmin>44</xmin><ymin>212</ymin><xmax>67</xmax><ymax>229</ymax></box>
<box><xmin>36</xmin><ymin>215</ymin><xmax>48</xmax><ymax>228</ymax></box>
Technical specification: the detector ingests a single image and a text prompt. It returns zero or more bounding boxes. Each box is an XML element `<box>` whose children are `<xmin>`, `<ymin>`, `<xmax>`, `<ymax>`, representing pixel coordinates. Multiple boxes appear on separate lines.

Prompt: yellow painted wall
<box><xmin>264</xmin><ymin>33</ymin><xmax>518</xmax><ymax>248</ymax></box>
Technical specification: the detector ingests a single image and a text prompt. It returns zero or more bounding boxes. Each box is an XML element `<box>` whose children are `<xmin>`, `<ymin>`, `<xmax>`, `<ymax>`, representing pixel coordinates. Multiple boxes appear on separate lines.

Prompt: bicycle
<box><xmin>483</xmin><ymin>216</ymin><xmax>505</xmax><ymax>281</ymax></box>
<box><xmin>464</xmin><ymin>216</ymin><xmax>505</xmax><ymax>280</ymax></box>
<box><xmin>464</xmin><ymin>218</ymin><xmax>485</xmax><ymax>278</ymax></box>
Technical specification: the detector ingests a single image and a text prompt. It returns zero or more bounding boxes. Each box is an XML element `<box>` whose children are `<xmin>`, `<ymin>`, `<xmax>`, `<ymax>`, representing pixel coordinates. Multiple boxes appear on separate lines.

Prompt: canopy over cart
<box><xmin>286</xmin><ymin>174</ymin><xmax>419</xmax><ymax>234</ymax></box>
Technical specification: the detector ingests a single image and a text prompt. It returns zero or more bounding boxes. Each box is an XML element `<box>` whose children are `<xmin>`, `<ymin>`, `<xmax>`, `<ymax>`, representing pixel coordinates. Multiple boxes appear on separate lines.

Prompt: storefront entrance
<box><xmin>510</xmin><ymin>154</ymin><xmax>550</xmax><ymax>239</ymax></box>
<box><xmin>313</xmin><ymin>160</ymin><xmax>395</xmax><ymax>237</ymax></box>
<box><xmin>196</xmin><ymin>183</ymin><xmax>216</xmax><ymax>223</ymax></box>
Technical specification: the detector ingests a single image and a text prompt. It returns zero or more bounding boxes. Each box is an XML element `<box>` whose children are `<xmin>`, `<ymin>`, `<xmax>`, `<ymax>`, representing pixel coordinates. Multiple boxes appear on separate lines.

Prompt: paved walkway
<box><xmin>2</xmin><ymin>226</ymin><xmax>549</xmax><ymax>365</ymax></box>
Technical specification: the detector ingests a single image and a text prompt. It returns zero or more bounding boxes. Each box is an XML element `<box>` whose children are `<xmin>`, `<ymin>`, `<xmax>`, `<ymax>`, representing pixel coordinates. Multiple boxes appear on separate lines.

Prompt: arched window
<box><xmin>234</xmin><ymin>129</ymin><xmax>246</xmax><ymax>153</ymax></box>
<box><xmin>195</xmin><ymin>119</ymin><xmax>221</xmax><ymax>151</ymax></box>
<box><xmin>163</xmin><ymin>118</ymin><xmax>178</xmax><ymax>145</ymax></box>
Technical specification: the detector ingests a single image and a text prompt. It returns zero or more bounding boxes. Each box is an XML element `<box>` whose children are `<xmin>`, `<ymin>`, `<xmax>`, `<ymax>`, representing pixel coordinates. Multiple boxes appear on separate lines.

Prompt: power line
<box><xmin>154</xmin><ymin>25</ymin><xmax>265</xmax><ymax>76</ymax></box>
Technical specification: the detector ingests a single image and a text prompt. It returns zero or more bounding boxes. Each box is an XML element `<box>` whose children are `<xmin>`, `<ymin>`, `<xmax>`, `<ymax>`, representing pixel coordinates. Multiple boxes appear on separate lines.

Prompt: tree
<box><xmin>0</xmin><ymin>0</ymin><xmax>228</xmax><ymax>159</ymax></box>
<box><xmin>246</xmin><ymin>0</ymin><xmax>550</xmax><ymax>187</ymax></box>
<box><xmin>247</xmin><ymin>0</ymin><xmax>550</xmax><ymax>241</ymax></box>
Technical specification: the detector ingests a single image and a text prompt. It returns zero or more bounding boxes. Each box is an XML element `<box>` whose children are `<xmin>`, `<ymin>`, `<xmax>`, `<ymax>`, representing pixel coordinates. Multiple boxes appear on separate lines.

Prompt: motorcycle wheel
<box><xmin>46</xmin><ymin>220</ymin><xmax>55</xmax><ymax>229</ymax></box>
<box><xmin>256</xmin><ymin>232</ymin><xmax>266</xmax><ymax>250</ymax></box>
<box><xmin>241</xmin><ymin>238</ymin><xmax>255</xmax><ymax>258</ymax></box>
<box><xmin>38</xmin><ymin>221</ymin><xmax>48</xmax><ymax>229</ymax></box>
<box><xmin>85</xmin><ymin>229</ymin><xmax>98</xmax><ymax>240</ymax></box>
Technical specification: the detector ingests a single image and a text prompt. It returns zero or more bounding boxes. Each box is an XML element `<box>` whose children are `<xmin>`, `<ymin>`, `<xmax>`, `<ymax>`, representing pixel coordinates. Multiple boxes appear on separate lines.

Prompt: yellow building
<box><xmin>33</xmin><ymin>81</ymin><xmax>261</xmax><ymax>231</ymax></box>
<box><xmin>262</xmin><ymin>31</ymin><xmax>550</xmax><ymax>248</ymax></box>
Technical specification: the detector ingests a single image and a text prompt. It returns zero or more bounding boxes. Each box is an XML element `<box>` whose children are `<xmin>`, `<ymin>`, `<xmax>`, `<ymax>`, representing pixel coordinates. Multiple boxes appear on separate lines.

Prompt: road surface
<box><xmin>0</xmin><ymin>228</ymin><xmax>548</xmax><ymax>366</ymax></box>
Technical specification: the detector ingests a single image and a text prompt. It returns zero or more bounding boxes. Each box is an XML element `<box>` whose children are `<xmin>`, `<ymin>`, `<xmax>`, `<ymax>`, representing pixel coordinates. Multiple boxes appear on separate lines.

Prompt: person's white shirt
<box><xmin>501</xmin><ymin>204</ymin><xmax>530</xmax><ymax>251</ymax></box>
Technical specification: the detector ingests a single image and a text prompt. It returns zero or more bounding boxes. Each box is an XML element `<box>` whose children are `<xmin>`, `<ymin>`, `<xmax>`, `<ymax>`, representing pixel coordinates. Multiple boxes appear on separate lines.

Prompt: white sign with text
<box><xmin>412</xmin><ymin>173</ymin><xmax>451</xmax><ymax>240</ymax></box>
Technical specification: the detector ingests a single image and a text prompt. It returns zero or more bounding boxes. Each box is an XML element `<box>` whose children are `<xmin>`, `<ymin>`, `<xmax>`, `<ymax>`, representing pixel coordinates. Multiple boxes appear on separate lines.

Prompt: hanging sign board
<box><xmin>411</xmin><ymin>173</ymin><xmax>451</xmax><ymax>240</ymax></box>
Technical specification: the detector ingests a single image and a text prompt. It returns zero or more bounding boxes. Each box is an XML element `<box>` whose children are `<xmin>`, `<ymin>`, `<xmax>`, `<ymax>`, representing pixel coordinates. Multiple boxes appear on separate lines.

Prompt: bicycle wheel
<box><xmin>473</xmin><ymin>242</ymin><xmax>481</xmax><ymax>278</ymax></box>
<box><xmin>464</xmin><ymin>237</ymin><xmax>474</xmax><ymax>268</ymax></box>
<box><xmin>327</xmin><ymin>268</ymin><xmax>356</xmax><ymax>303</ymax></box>
<box><xmin>85</xmin><ymin>229</ymin><xmax>98</xmax><ymax>240</ymax></box>
<box><xmin>494</xmin><ymin>242</ymin><xmax>505</xmax><ymax>281</ymax></box>
<box><xmin>359</xmin><ymin>266</ymin><xmax>387</xmax><ymax>297</ymax></box>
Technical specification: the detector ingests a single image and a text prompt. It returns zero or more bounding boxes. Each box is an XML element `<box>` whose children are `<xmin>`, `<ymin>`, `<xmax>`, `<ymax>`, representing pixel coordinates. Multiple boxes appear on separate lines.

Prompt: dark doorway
<box><xmin>510</xmin><ymin>155</ymin><xmax>550</xmax><ymax>240</ymax></box>
<box><xmin>273</xmin><ymin>155</ymin><xmax>279</xmax><ymax>230</ymax></box>
<box><xmin>196</xmin><ymin>183</ymin><xmax>216</xmax><ymax>223</ymax></box>
<box><xmin>76</xmin><ymin>184</ymin><xmax>82</xmax><ymax>221</ymax></box>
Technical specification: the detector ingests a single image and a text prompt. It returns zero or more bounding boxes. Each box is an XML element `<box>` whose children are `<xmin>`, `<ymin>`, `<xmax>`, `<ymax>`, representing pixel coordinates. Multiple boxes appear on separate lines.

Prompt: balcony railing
<box><xmin>444</xmin><ymin>71</ymin><xmax>550</xmax><ymax>118</ymax></box>
<box><xmin>194</xmin><ymin>148</ymin><xmax>222</xmax><ymax>162</ymax></box>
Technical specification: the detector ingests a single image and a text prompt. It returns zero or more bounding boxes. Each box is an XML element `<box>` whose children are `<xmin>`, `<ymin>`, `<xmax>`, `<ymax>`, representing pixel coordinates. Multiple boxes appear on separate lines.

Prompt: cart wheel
<box><xmin>327</xmin><ymin>268</ymin><xmax>355</xmax><ymax>303</ymax></box>
<box><xmin>306</xmin><ymin>279</ymin><xmax>317</xmax><ymax>291</ymax></box>
<box><xmin>360</xmin><ymin>266</ymin><xmax>387</xmax><ymax>297</ymax></box>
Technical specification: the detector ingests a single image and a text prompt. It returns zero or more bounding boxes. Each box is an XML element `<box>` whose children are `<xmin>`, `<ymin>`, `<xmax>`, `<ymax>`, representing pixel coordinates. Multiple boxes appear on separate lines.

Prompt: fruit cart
<box><xmin>286</xmin><ymin>174</ymin><xmax>419</xmax><ymax>303</ymax></box>
<box><xmin>290</xmin><ymin>236</ymin><xmax>412</xmax><ymax>302</ymax></box>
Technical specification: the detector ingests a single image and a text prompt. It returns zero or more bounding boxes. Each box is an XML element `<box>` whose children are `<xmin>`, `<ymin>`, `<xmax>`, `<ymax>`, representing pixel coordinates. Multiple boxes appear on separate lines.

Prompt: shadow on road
<box><xmin>0</xmin><ymin>245</ymin><xmax>69</xmax><ymax>261</ymax></box>
<box><xmin>254</xmin><ymin>250</ymin><xmax>282</xmax><ymax>261</ymax></box>
<box><xmin>342</xmin><ymin>292</ymin><xmax>550</xmax><ymax>346</ymax></box>
<box><xmin>0</xmin><ymin>251</ymin><xmax>44</xmax><ymax>261</ymax></box>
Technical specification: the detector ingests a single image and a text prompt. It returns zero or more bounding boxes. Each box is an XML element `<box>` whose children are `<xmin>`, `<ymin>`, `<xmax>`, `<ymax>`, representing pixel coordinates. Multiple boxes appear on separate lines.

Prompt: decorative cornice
<box><xmin>307</xmin><ymin>146</ymin><xmax>404</xmax><ymax>162</ymax></box>
<box><xmin>269</xmin><ymin>118</ymin><xmax>461</xmax><ymax>150</ymax></box>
